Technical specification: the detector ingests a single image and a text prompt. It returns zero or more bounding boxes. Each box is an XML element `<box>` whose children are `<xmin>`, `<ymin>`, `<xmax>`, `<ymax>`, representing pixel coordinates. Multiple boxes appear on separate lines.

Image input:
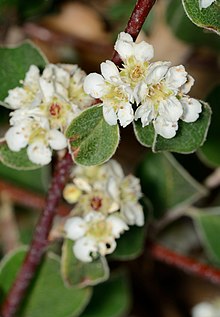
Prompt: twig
<box><xmin>150</xmin><ymin>243</ymin><xmax>220</xmax><ymax>285</ymax></box>
<box><xmin>112</xmin><ymin>0</ymin><xmax>156</xmax><ymax>65</ymax></box>
<box><xmin>0</xmin><ymin>152</ymin><xmax>73</xmax><ymax>317</ymax></box>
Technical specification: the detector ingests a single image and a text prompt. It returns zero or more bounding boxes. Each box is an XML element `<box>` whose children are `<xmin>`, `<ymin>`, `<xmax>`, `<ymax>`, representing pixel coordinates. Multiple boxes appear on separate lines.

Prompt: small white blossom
<box><xmin>115</xmin><ymin>32</ymin><xmax>154</xmax><ymax>88</ymax></box>
<box><xmin>3</xmin><ymin>63</ymin><xmax>92</xmax><ymax>165</ymax></box>
<box><xmin>199</xmin><ymin>0</ymin><xmax>216</xmax><ymax>9</ymax></box>
<box><xmin>64</xmin><ymin>212</ymin><xmax>128</xmax><ymax>262</ymax></box>
<box><xmin>84</xmin><ymin>60</ymin><xmax>134</xmax><ymax>127</ymax></box>
<box><xmin>134</xmin><ymin>62</ymin><xmax>202</xmax><ymax>138</ymax></box>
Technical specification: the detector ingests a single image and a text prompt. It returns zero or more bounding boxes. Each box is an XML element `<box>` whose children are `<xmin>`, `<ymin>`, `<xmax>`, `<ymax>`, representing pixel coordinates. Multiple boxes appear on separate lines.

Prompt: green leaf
<box><xmin>0</xmin><ymin>249</ymin><xmax>92</xmax><ymax>317</ymax></box>
<box><xmin>193</xmin><ymin>207</ymin><xmax>220</xmax><ymax>265</ymax></box>
<box><xmin>111</xmin><ymin>198</ymin><xmax>150</xmax><ymax>260</ymax></box>
<box><xmin>61</xmin><ymin>239</ymin><xmax>109</xmax><ymax>288</ymax></box>
<box><xmin>198</xmin><ymin>86</ymin><xmax>220</xmax><ymax>167</ymax></box>
<box><xmin>81</xmin><ymin>271</ymin><xmax>131</xmax><ymax>317</ymax></box>
<box><xmin>136</xmin><ymin>152</ymin><xmax>207</xmax><ymax>218</ymax></box>
<box><xmin>0</xmin><ymin>142</ymin><xmax>41</xmax><ymax>170</ymax></box>
<box><xmin>166</xmin><ymin>0</ymin><xmax>220</xmax><ymax>50</ymax></box>
<box><xmin>153</xmin><ymin>102</ymin><xmax>211</xmax><ymax>153</ymax></box>
<box><xmin>66</xmin><ymin>105</ymin><xmax>120</xmax><ymax>166</ymax></box>
<box><xmin>0</xmin><ymin>41</ymin><xmax>47</xmax><ymax>102</ymax></box>
<box><xmin>182</xmin><ymin>0</ymin><xmax>220</xmax><ymax>35</ymax></box>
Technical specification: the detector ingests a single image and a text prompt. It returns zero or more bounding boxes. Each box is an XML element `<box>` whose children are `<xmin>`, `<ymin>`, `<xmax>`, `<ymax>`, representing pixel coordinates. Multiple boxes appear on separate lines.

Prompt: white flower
<box><xmin>134</xmin><ymin>61</ymin><xmax>202</xmax><ymax>138</ymax></box>
<box><xmin>3</xmin><ymin>62</ymin><xmax>93</xmax><ymax>165</ymax></box>
<box><xmin>84</xmin><ymin>60</ymin><xmax>134</xmax><ymax>127</ymax></box>
<box><xmin>115</xmin><ymin>32</ymin><xmax>154</xmax><ymax>88</ymax></box>
<box><xmin>199</xmin><ymin>0</ymin><xmax>216</xmax><ymax>9</ymax></box>
<box><xmin>64</xmin><ymin>212</ymin><xmax>128</xmax><ymax>262</ymax></box>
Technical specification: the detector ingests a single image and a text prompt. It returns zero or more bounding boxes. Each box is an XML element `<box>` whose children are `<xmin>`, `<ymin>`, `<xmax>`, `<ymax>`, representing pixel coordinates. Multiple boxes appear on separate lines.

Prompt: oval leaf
<box><xmin>0</xmin><ymin>142</ymin><xmax>41</xmax><ymax>170</ymax></box>
<box><xmin>81</xmin><ymin>271</ymin><xmax>131</xmax><ymax>317</ymax></box>
<box><xmin>0</xmin><ymin>249</ymin><xmax>92</xmax><ymax>317</ymax></box>
<box><xmin>198</xmin><ymin>86</ymin><xmax>220</xmax><ymax>167</ymax></box>
<box><xmin>61</xmin><ymin>239</ymin><xmax>109</xmax><ymax>288</ymax></box>
<box><xmin>0</xmin><ymin>41</ymin><xmax>47</xmax><ymax>102</ymax></box>
<box><xmin>66</xmin><ymin>105</ymin><xmax>120</xmax><ymax>166</ymax></box>
<box><xmin>182</xmin><ymin>0</ymin><xmax>220</xmax><ymax>35</ymax></box>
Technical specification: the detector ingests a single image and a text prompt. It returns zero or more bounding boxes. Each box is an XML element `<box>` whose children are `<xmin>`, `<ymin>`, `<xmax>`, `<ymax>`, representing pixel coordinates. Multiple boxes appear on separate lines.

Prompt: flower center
<box><xmin>147</xmin><ymin>82</ymin><xmax>172</xmax><ymax>105</ymax></box>
<box><xmin>130</xmin><ymin>65</ymin><xmax>144</xmax><ymax>80</ymax></box>
<box><xmin>49</xmin><ymin>103</ymin><xmax>61</xmax><ymax>117</ymax></box>
<box><xmin>29</xmin><ymin>124</ymin><xmax>47</xmax><ymax>144</ymax></box>
<box><xmin>90</xmin><ymin>196</ymin><xmax>102</xmax><ymax>211</ymax></box>
<box><xmin>88</xmin><ymin>220</ymin><xmax>111</xmax><ymax>239</ymax></box>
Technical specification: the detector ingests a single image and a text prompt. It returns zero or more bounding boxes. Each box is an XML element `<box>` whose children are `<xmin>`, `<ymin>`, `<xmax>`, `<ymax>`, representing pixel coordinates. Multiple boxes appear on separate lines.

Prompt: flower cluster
<box><xmin>84</xmin><ymin>32</ymin><xmax>202</xmax><ymax>139</ymax></box>
<box><xmin>63</xmin><ymin>160</ymin><xmax>144</xmax><ymax>262</ymax></box>
<box><xmin>199</xmin><ymin>0</ymin><xmax>216</xmax><ymax>9</ymax></box>
<box><xmin>4</xmin><ymin>64</ymin><xmax>93</xmax><ymax>165</ymax></box>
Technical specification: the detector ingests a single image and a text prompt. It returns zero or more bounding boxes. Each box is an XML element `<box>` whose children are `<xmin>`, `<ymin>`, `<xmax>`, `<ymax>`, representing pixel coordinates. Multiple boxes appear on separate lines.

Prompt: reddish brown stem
<box><xmin>0</xmin><ymin>179</ymin><xmax>70</xmax><ymax>216</ymax></box>
<box><xmin>0</xmin><ymin>152</ymin><xmax>73</xmax><ymax>317</ymax></box>
<box><xmin>150</xmin><ymin>243</ymin><xmax>220</xmax><ymax>285</ymax></box>
<box><xmin>112</xmin><ymin>0</ymin><xmax>156</xmax><ymax>65</ymax></box>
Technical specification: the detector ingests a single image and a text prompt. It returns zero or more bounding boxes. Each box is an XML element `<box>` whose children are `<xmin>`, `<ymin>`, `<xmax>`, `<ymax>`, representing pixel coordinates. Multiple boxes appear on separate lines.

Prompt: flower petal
<box><xmin>103</xmin><ymin>104</ymin><xmax>118</xmax><ymax>126</ymax></box>
<box><xmin>73</xmin><ymin>236</ymin><xmax>98</xmax><ymax>262</ymax></box>
<box><xmin>134</xmin><ymin>41</ymin><xmax>154</xmax><ymax>62</ymax></box>
<box><xmin>199</xmin><ymin>0</ymin><xmax>216</xmax><ymax>9</ymax></box>
<box><xmin>24</xmin><ymin>65</ymin><xmax>40</xmax><ymax>91</ymax></box>
<box><xmin>39</xmin><ymin>78</ymin><xmax>55</xmax><ymax>103</ymax></box>
<box><xmin>27</xmin><ymin>141</ymin><xmax>52</xmax><ymax>165</ymax></box>
<box><xmin>4</xmin><ymin>87</ymin><xmax>29</xmax><ymax>109</ymax></box>
<box><xmin>114</xmin><ymin>32</ymin><xmax>134</xmax><ymax>61</ymax></box>
<box><xmin>180</xmin><ymin>74</ymin><xmax>195</xmax><ymax>94</ymax></box>
<box><xmin>158</xmin><ymin>96</ymin><xmax>183</xmax><ymax>122</ymax></box>
<box><xmin>135</xmin><ymin>102</ymin><xmax>155</xmax><ymax>127</ymax></box>
<box><xmin>122</xmin><ymin>203</ymin><xmax>144</xmax><ymax>226</ymax></box>
<box><xmin>180</xmin><ymin>97</ymin><xmax>202</xmax><ymax>123</ymax></box>
<box><xmin>165</xmin><ymin>65</ymin><xmax>187</xmax><ymax>92</ymax></box>
<box><xmin>83</xmin><ymin>73</ymin><xmax>105</xmax><ymax>98</ymax></box>
<box><xmin>154</xmin><ymin>116</ymin><xmax>178</xmax><ymax>139</ymax></box>
<box><xmin>145</xmin><ymin>61</ymin><xmax>171</xmax><ymax>85</ymax></box>
<box><xmin>48</xmin><ymin>129</ymin><xmax>67</xmax><ymax>150</ymax></box>
<box><xmin>5</xmin><ymin>125</ymin><xmax>29</xmax><ymax>151</ymax></box>
<box><xmin>117</xmin><ymin>103</ymin><xmax>134</xmax><ymax>127</ymax></box>
<box><xmin>100</xmin><ymin>60</ymin><xmax>120</xmax><ymax>82</ymax></box>
<box><xmin>107</xmin><ymin>215</ymin><xmax>128</xmax><ymax>238</ymax></box>
<box><xmin>64</xmin><ymin>217</ymin><xmax>86</xmax><ymax>240</ymax></box>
